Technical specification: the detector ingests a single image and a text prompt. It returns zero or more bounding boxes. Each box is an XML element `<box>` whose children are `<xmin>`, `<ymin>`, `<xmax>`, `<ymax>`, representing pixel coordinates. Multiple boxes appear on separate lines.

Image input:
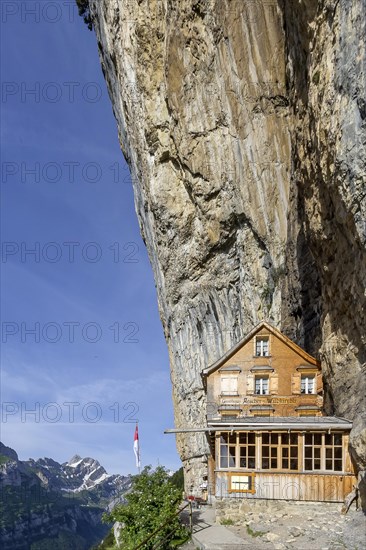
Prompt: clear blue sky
<box><xmin>1</xmin><ymin>1</ymin><xmax>180</xmax><ymax>475</ymax></box>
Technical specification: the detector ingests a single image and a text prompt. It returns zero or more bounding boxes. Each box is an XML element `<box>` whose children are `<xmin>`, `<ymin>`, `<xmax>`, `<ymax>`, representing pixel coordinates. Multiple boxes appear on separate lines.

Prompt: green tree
<box><xmin>76</xmin><ymin>0</ymin><xmax>93</xmax><ymax>30</ymax></box>
<box><xmin>103</xmin><ymin>466</ymin><xmax>188</xmax><ymax>549</ymax></box>
<box><xmin>170</xmin><ymin>467</ymin><xmax>184</xmax><ymax>492</ymax></box>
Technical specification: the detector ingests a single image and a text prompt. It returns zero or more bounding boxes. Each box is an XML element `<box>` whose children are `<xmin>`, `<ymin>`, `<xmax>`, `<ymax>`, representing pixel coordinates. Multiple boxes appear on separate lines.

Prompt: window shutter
<box><xmin>270</xmin><ymin>373</ymin><xmax>278</xmax><ymax>395</ymax></box>
<box><xmin>291</xmin><ymin>373</ymin><xmax>301</xmax><ymax>394</ymax></box>
<box><xmin>316</xmin><ymin>371</ymin><xmax>322</xmax><ymax>394</ymax></box>
<box><xmin>247</xmin><ymin>373</ymin><xmax>254</xmax><ymax>394</ymax></box>
<box><xmin>221</xmin><ymin>376</ymin><xmax>238</xmax><ymax>394</ymax></box>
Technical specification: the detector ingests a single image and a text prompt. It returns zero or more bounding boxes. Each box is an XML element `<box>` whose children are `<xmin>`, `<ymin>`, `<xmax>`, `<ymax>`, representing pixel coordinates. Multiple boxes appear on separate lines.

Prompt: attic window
<box><xmin>255</xmin><ymin>336</ymin><xmax>269</xmax><ymax>357</ymax></box>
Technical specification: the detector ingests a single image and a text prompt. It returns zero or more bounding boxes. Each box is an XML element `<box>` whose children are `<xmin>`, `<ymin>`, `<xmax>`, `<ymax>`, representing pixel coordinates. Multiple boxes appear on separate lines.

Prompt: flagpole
<box><xmin>134</xmin><ymin>421</ymin><xmax>141</xmax><ymax>475</ymax></box>
<box><xmin>138</xmin><ymin>421</ymin><xmax>141</xmax><ymax>475</ymax></box>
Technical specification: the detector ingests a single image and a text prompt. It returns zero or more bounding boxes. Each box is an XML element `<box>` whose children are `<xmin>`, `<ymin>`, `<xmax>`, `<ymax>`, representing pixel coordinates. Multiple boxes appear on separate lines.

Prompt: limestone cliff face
<box><xmin>88</xmin><ymin>0</ymin><xmax>366</xmax><ymax>496</ymax></box>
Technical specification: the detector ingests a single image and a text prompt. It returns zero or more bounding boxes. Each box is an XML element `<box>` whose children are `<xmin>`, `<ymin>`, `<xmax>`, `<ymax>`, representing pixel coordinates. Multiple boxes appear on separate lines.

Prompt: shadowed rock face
<box><xmin>88</xmin><ymin>0</ymin><xmax>365</xmax><ymax>500</ymax></box>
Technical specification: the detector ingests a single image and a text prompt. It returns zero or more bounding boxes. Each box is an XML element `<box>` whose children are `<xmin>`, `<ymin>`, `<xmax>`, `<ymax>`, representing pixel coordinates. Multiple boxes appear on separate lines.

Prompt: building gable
<box><xmin>202</xmin><ymin>321</ymin><xmax>319</xmax><ymax>378</ymax></box>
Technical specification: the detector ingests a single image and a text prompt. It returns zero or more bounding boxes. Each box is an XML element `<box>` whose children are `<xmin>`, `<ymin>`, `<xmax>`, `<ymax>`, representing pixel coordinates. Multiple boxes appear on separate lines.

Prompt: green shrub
<box><xmin>170</xmin><ymin>467</ymin><xmax>184</xmax><ymax>491</ymax></box>
<box><xmin>220</xmin><ymin>518</ymin><xmax>234</xmax><ymax>525</ymax></box>
<box><xmin>104</xmin><ymin>466</ymin><xmax>189</xmax><ymax>550</ymax></box>
<box><xmin>246</xmin><ymin>524</ymin><xmax>266</xmax><ymax>537</ymax></box>
<box><xmin>76</xmin><ymin>0</ymin><xmax>93</xmax><ymax>30</ymax></box>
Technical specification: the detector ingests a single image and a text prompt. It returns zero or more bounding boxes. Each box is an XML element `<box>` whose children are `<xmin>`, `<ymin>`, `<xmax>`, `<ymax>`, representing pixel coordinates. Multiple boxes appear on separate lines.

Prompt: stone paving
<box><xmin>180</xmin><ymin>500</ymin><xmax>366</xmax><ymax>550</ymax></box>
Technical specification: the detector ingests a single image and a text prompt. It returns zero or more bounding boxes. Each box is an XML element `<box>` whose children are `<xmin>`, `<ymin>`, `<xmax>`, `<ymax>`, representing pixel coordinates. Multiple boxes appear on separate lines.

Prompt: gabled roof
<box><xmin>202</xmin><ymin>321</ymin><xmax>320</xmax><ymax>377</ymax></box>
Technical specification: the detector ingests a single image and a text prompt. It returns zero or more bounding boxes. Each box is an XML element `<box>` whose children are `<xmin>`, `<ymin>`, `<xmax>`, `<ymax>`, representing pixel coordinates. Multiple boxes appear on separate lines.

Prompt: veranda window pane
<box><xmin>262</xmin><ymin>434</ymin><xmax>269</xmax><ymax>444</ymax></box>
<box><xmin>248</xmin><ymin>458</ymin><xmax>255</xmax><ymax>468</ymax></box>
<box><xmin>228</xmin><ymin>434</ymin><xmax>236</xmax><ymax>444</ymax></box>
<box><xmin>290</xmin><ymin>447</ymin><xmax>298</xmax><ymax>458</ymax></box>
<box><xmin>229</xmin><ymin>447</ymin><xmax>236</xmax><ymax>466</ymax></box>
<box><xmin>314</xmin><ymin>448</ymin><xmax>321</xmax><ymax>458</ymax></box>
<box><xmin>262</xmin><ymin>446</ymin><xmax>269</xmax><ymax>457</ymax></box>
<box><xmin>262</xmin><ymin>458</ymin><xmax>269</xmax><ymax>469</ymax></box>
<box><xmin>220</xmin><ymin>456</ymin><xmax>228</xmax><ymax>468</ymax></box>
<box><xmin>248</xmin><ymin>433</ymin><xmax>255</xmax><ymax>444</ymax></box>
<box><xmin>239</xmin><ymin>433</ymin><xmax>247</xmax><ymax>444</ymax></box>
<box><xmin>221</xmin><ymin>434</ymin><xmax>228</xmax><ymax>444</ymax></box>
<box><xmin>305</xmin><ymin>434</ymin><xmax>312</xmax><ymax>445</ymax></box>
<box><xmin>334</xmin><ymin>434</ymin><xmax>342</xmax><ymax>446</ymax></box>
<box><xmin>334</xmin><ymin>460</ymin><xmax>342</xmax><ymax>471</ymax></box>
<box><xmin>282</xmin><ymin>434</ymin><xmax>289</xmax><ymax>445</ymax></box>
<box><xmin>272</xmin><ymin>434</ymin><xmax>278</xmax><ymax>444</ymax></box>
<box><xmin>282</xmin><ymin>458</ymin><xmax>289</xmax><ymax>469</ymax></box>
<box><xmin>314</xmin><ymin>434</ymin><xmax>322</xmax><ymax>445</ymax></box>
<box><xmin>282</xmin><ymin>448</ymin><xmax>289</xmax><ymax>458</ymax></box>
<box><xmin>326</xmin><ymin>460</ymin><xmax>332</xmax><ymax>470</ymax></box>
<box><xmin>325</xmin><ymin>434</ymin><xmax>332</xmax><ymax>445</ymax></box>
<box><xmin>314</xmin><ymin>459</ymin><xmax>321</xmax><ymax>469</ymax></box>
<box><xmin>271</xmin><ymin>458</ymin><xmax>277</xmax><ymax>468</ymax></box>
<box><xmin>305</xmin><ymin>447</ymin><xmax>312</xmax><ymax>458</ymax></box>
<box><xmin>304</xmin><ymin>459</ymin><xmax>312</xmax><ymax>470</ymax></box>
<box><xmin>326</xmin><ymin>448</ymin><xmax>332</xmax><ymax>459</ymax></box>
<box><xmin>290</xmin><ymin>459</ymin><xmax>298</xmax><ymax>470</ymax></box>
<box><xmin>335</xmin><ymin>447</ymin><xmax>342</xmax><ymax>459</ymax></box>
<box><xmin>290</xmin><ymin>434</ymin><xmax>298</xmax><ymax>445</ymax></box>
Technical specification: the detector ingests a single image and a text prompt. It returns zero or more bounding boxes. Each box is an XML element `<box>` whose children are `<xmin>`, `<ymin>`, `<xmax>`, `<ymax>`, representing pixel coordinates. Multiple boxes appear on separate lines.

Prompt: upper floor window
<box><xmin>255</xmin><ymin>376</ymin><xmax>269</xmax><ymax>395</ymax></box>
<box><xmin>221</xmin><ymin>376</ymin><xmax>238</xmax><ymax>396</ymax></box>
<box><xmin>301</xmin><ymin>375</ymin><xmax>315</xmax><ymax>394</ymax></box>
<box><xmin>255</xmin><ymin>336</ymin><xmax>269</xmax><ymax>356</ymax></box>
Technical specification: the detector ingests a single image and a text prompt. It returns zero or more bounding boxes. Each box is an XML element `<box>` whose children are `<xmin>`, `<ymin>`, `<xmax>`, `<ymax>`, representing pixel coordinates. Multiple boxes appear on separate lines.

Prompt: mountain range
<box><xmin>0</xmin><ymin>442</ymin><xmax>132</xmax><ymax>550</ymax></box>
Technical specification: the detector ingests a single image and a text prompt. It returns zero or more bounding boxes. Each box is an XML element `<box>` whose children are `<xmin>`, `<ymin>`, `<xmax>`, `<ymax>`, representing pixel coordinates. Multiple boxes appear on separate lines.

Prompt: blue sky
<box><xmin>0</xmin><ymin>1</ymin><xmax>180</xmax><ymax>475</ymax></box>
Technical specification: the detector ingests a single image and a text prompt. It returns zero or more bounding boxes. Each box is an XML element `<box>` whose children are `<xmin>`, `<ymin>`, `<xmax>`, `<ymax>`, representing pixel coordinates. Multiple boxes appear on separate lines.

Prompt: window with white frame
<box><xmin>261</xmin><ymin>433</ymin><xmax>299</xmax><ymax>471</ymax></box>
<box><xmin>221</xmin><ymin>375</ymin><xmax>238</xmax><ymax>395</ymax></box>
<box><xmin>219</xmin><ymin>433</ymin><xmax>236</xmax><ymax>468</ymax></box>
<box><xmin>255</xmin><ymin>336</ymin><xmax>269</xmax><ymax>356</ymax></box>
<box><xmin>255</xmin><ymin>376</ymin><xmax>269</xmax><ymax>395</ymax></box>
<box><xmin>218</xmin><ymin>432</ymin><xmax>256</xmax><ymax>470</ymax></box>
<box><xmin>304</xmin><ymin>433</ymin><xmax>343</xmax><ymax>472</ymax></box>
<box><xmin>301</xmin><ymin>375</ymin><xmax>315</xmax><ymax>394</ymax></box>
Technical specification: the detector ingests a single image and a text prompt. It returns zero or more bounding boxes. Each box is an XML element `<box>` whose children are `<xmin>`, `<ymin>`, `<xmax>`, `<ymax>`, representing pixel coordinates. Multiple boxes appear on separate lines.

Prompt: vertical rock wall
<box><xmin>88</xmin><ymin>0</ymin><xmax>365</xmax><ymax>497</ymax></box>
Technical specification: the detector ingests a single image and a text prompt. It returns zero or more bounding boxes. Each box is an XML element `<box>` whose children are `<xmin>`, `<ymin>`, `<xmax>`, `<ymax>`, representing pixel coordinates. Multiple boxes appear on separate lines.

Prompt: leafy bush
<box><xmin>104</xmin><ymin>466</ymin><xmax>189</xmax><ymax>549</ymax></box>
<box><xmin>170</xmin><ymin>467</ymin><xmax>184</xmax><ymax>491</ymax></box>
<box><xmin>246</xmin><ymin>524</ymin><xmax>266</xmax><ymax>537</ymax></box>
<box><xmin>220</xmin><ymin>518</ymin><xmax>234</xmax><ymax>525</ymax></box>
<box><xmin>76</xmin><ymin>0</ymin><xmax>93</xmax><ymax>30</ymax></box>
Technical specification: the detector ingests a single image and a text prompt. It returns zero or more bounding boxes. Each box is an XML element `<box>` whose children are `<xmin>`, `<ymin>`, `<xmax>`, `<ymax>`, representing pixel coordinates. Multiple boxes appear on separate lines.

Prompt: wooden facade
<box><xmin>201</xmin><ymin>322</ymin><xmax>356</xmax><ymax>503</ymax></box>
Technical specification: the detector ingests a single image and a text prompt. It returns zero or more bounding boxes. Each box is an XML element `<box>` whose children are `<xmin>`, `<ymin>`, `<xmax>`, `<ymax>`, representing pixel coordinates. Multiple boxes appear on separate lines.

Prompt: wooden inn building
<box><xmin>201</xmin><ymin>322</ymin><xmax>356</xmax><ymax>502</ymax></box>
<box><xmin>166</xmin><ymin>321</ymin><xmax>357</xmax><ymax>504</ymax></box>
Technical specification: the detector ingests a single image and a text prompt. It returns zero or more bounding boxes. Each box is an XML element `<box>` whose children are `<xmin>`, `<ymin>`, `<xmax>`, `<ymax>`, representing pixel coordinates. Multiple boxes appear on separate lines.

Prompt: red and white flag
<box><xmin>133</xmin><ymin>424</ymin><xmax>141</xmax><ymax>470</ymax></box>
